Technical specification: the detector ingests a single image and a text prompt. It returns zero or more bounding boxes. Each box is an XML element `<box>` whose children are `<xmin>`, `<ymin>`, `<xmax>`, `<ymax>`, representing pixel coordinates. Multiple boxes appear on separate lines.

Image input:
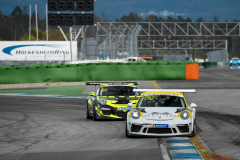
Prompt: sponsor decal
<box><xmin>2</xmin><ymin>44</ymin><xmax>69</xmax><ymax>56</ymax></box>
<box><xmin>145</xmin><ymin>112</ymin><xmax>176</xmax><ymax>118</ymax></box>
<box><xmin>152</xmin><ymin>124</ymin><xmax>169</xmax><ymax>128</ymax></box>
<box><xmin>119</xmin><ymin>107</ymin><xmax>131</xmax><ymax>111</ymax></box>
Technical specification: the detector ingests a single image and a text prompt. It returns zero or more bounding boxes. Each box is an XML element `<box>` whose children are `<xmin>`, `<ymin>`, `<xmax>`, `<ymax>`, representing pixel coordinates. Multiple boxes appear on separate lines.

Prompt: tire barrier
<box><xmin>0</xmin><ymin>61</ymin><xmax>199</xmax><ymax>84</ymax></box>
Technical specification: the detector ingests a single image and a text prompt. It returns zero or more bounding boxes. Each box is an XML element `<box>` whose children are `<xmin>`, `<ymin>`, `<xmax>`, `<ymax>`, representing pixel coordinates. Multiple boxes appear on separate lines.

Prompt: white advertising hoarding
<box><xmin>0</xmin><ymin>41</ymin><xmax>77</xmax><ymax>61</ymax></box>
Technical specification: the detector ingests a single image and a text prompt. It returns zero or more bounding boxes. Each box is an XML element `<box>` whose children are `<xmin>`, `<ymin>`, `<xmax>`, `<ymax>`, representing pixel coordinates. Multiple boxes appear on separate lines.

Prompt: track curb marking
<box><xmin>190</xmin><ymin>135</ymin><xmax>236</xmax><ymax>160</ymax></box>
<box><xmin>166</xmin><ymin>137</ymin><xmax>202</xmax><ymax>160</ymax></box>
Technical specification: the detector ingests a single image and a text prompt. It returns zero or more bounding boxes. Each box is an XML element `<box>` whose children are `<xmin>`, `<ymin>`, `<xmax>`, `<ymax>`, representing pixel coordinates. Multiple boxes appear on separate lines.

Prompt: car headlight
<box><xmin>97</xmin><ymin>103</ymin><xmax>101</xmax><ymax>109</ymax></box>
<box><xmin>131</xmin><ymin>111</ymin><xmax>140</xmax><ymax>119</ymax></box>
<box><xmin>180</xmin><ymin>111</ymin><xmax>189</xmax><ymax>120</ymax></box>
<box><xmin>230</xmin><ymin>61</ymin><xmax>232</xmax><ymax>63</ymax></box>
<box><xmin>99</xmin><ymin>97</ymin><xmax>107</xmax><ymax>105</ymax></box>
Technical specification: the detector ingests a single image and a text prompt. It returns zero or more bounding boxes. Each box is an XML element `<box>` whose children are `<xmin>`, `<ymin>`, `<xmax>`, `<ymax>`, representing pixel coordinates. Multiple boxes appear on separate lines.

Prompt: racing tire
<box><xmin>189</xmin><ymin>120</ymin><xmax>196</xmax><ymax>137</ymax></box>
<box><xmin>92</xmin><ymin>106</ymin><xmax>98</xmax><ymax>121</ymax></box>
<box><xmin>86</xmin><ymin>104</ymin><xmax>92</xmax><ymax>119</ymax></box>
<box><xmin>125</xmin><ymin>122</ymin><xmax>133</xmax><ymax>138</ymax></box>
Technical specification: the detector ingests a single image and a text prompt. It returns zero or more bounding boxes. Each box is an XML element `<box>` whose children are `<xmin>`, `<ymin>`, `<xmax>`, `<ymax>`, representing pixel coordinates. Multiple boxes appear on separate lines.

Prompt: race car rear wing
<box><xmin>86</xmin><ymin>82</ymin><xmax>138</xmax><ymax>86</ymax></box>
<box><xmin>133</xmin><ymin>89</ymin><xmax>196</xmax><ymax>94</ymax></box>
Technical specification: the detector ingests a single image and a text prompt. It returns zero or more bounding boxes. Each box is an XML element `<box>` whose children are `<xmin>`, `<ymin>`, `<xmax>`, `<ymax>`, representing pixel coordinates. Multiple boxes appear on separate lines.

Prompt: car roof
<box><xmin>127</xmin><ymin>57</ymin><xmax>138</xmax><ymax>59</ymax></box>
<box><xmin>142</xmin><ymin>91</ymin><xmax>183</xmax><ymax>96</ymax></box>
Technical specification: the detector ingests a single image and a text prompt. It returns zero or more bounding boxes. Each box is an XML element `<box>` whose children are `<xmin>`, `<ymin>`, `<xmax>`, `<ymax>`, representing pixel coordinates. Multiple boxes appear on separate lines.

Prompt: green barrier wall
<box><xmin>198</xmin><ymin>62</ymin><xmax>218</xmax><ymax>66</ymax></box>
<box><xmin>0</xmin><ymin>61</ymin><xmax>197</xmax><ymax>84</ymax></box>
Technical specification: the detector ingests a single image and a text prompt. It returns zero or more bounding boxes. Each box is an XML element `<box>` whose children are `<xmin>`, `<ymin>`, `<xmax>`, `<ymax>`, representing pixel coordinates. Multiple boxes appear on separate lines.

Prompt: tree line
<box><xmin>0</xmin><ymin>5</ymin><xmax>72</xmax><ymax>41</ymax></box>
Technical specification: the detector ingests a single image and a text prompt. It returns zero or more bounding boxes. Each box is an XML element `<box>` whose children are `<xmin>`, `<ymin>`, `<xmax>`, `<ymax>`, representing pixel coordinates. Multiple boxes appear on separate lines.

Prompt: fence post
<box><xmin>64</xmin><ymin>52</ymin><xmax>65</xmax><ymax>63</ymax></box>
<box><xmin>45</xmin><ymin>53</ymin><xmax>46</xmax><ymax>64</ymax></box>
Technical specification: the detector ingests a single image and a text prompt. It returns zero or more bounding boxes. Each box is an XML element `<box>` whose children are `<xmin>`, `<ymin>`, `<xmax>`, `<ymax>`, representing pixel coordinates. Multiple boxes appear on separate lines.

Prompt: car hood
<box><xmin>140</xmin><ymin>107</ymin><xmax>183</xmax><ymax>121</ymax></box>
<box><xmin>99</xmin><ymin>96</ymin><xmax>140</xmax><ymax>108</ymax></box>
<box><xmin>231</xmin><ymin>60</ymin><xmax>239</xmax><ymax>63</ymax></box>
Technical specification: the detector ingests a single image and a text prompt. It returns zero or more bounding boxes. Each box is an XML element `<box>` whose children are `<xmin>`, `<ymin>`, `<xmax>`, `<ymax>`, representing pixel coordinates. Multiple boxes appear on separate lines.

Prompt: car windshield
<box><xmin>137</xmin><ymin>95</ymin><xmax>186</xmax><ymax>107</ymax></box>
<box><xmin>99</xmin><ymin>86</ymin><xmax>140</xmax><ymax>96</ymax></box>
<box><xmin>232</xmin><ymin>58</ymin><xmax>239</xmax><ymax>60</ymax></box>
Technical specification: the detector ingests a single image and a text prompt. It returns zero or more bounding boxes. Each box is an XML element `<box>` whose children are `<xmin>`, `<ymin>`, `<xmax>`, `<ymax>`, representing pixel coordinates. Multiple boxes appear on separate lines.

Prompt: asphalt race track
<box><xmin>0</xmin><ymin>81</ymin><xmax>164</xmax><ymax>160</ymax></box>
<box><xmin>0</xmin><ymin>69</ymin><xmax>240</xmax><ymax>160</ymax></box>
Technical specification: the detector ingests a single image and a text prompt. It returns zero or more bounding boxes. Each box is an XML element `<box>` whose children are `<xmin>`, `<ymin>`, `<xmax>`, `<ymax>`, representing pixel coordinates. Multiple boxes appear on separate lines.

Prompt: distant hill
<box><xmin>0</xmin><ymin>0</ymin><xmax>240</xmax><ymax>21</ymax></box>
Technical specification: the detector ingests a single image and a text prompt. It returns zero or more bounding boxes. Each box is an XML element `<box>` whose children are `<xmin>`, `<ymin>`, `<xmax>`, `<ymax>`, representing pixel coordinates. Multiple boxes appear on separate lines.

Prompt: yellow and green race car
<box><xmin>86</xmin><ymin>82</ymin><xmax>140</xmax><ymax>120</ymax></box>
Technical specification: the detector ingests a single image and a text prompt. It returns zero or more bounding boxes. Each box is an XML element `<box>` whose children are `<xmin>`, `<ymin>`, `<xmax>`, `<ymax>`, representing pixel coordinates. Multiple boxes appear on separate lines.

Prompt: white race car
<box><xmin>126</xmin><ymin>89</ymin><xmax>197</xmax><ymax>137</ymax></box>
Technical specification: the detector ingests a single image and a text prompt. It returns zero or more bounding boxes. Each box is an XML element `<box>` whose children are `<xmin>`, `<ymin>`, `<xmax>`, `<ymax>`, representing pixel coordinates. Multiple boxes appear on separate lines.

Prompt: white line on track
<box><xmin>158</xmin><ymin>138</ymin><xmax>171</xmax><ymax>160</ymax></box>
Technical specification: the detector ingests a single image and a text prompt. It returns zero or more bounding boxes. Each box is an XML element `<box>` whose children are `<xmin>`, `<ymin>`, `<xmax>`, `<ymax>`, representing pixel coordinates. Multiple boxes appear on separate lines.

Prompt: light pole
<box><xmin>35</xmin><ymin>5</ymin><xmax>38</xmax><ymax>41</ymax></box>
<box><xmin>70</xmin><ymin>26</ymin><xmax>74</xmax><ymax>63</ymax></box>
<box><xmin>168</xmin><ymin>36</ymin><xmax>171</xmax><ymax>55</ymax></box>
<box><xmin>194</xmin><ymin>39</ymin><xmax>196</xmax><ymax>61</ymax></box>
<box><xmin>206</xmin><ymin>36</ymin><xmax>209</xmax><ymax>61</ymax></box>
<box><xmin>29</xmin><ymin>5</ymin><xmax>31</xmax><ymax>41</ymax></box>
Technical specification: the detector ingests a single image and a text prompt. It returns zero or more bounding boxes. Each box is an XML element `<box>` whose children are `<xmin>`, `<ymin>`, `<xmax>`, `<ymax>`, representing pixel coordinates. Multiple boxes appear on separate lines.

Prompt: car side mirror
<box><xmin>190</xmin><ymin>103</ymin><xmax>197</xmax><ymax>108</ymax></box>
<box><xmin>89</xmin><ymin>92</ymin><xmax>96</xmax><ymax>97</ymax></box>
<box><xmin>127</xmin><ymin>103</ymin><xmax>133</xmax><ymax>108</ymax></box>
<box><xmin>132</xmin><ymin>104</ymin><xmax>137</xmax><ymax>109</ymax></box>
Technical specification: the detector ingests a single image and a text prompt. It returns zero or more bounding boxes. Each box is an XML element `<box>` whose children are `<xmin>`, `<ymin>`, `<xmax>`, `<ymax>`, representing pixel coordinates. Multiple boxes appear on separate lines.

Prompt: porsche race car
<box><xmin>230</xmin><ymin>57</ymin><xmax>240</xmax><ymax>66</ymax></box>
<box><xmin>86</xmin><ymin>82</ymin><xmax>140</xmax><ymax>120</ymax></box>
<box><xmin>125</xmin><ymin>89</ymin><xmax>197</xmax><ymax>137</ymax></box>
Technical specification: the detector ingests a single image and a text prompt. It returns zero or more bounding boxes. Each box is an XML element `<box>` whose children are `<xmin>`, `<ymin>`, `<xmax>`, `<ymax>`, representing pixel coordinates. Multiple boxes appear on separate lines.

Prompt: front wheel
<box><xmin>189</xmin><ymin>121</ymin><xmax>196</xmax><ymax>137</ymax></box>
<box><xmin>92</xmin><ymin>106</ymin><xmax>98</xmax><ymax>121</ymax></box>
<box><xmin>86</xmin><ymin>104</ymin><xmax>92</xmax><ymax>119</ymax></box>
<box><xmin>125</xmin><ymin>121</ymin><xmax>133</xmax><ymax>138</ymax></box>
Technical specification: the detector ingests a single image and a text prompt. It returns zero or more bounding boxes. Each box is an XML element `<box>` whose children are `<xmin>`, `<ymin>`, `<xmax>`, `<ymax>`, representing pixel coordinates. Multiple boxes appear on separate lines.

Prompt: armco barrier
<box><xmin>0</xmin><ymin>61</ymin><xmax>199</xmax><ymax>84</ymax></box>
